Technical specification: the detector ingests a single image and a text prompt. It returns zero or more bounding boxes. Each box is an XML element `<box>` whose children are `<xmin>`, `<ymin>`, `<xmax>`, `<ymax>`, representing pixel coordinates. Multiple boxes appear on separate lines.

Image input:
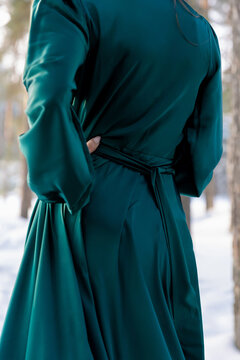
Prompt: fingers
<box><xmin>87</xmin><ymin>136</ymin><xmax>101</xmax><ymax>154</ymax></box>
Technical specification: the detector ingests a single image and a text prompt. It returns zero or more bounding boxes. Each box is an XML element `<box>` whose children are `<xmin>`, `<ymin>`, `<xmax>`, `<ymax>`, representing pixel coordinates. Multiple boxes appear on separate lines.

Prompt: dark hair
<box><xmin>173</xmin><ymin>0</ymin><xmax>201</xmax><ymax>47</ymax></box>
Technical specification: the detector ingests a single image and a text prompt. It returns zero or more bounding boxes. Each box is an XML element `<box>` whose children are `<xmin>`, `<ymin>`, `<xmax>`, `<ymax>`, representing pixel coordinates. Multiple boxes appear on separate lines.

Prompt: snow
<box><xmin>191</xmin><ymin>195</ymin><xmax>240</xmax><ymax>359</ymax></box>
<box><xmin>0</xmin><ymin>194</ymin><xmax>33</xmax><ymax>335</ymax></box>
<box><xmin>0</xmin><ymin>193</ymin><xmax>240</xmax><ymax>359</ymax></box>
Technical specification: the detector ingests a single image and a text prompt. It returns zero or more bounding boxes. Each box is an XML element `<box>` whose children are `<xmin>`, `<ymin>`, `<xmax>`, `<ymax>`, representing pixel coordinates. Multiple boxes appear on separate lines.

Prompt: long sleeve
<box><xmin>19</xmin><ymin>0</ymin><xmax>95</xmax><ymax>214</ymax></box>
<box><xmin>173</xmin><ymin>22</ymin><xmax>223</xmax><ymax>197</ymax></box>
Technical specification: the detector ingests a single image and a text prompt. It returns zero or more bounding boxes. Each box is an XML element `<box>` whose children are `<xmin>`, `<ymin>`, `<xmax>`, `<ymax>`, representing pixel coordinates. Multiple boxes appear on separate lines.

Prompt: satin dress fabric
<box><xmin>0</xmin><ymin>0</ymin><xmax>223</xmax><ymax>359</ymax></box>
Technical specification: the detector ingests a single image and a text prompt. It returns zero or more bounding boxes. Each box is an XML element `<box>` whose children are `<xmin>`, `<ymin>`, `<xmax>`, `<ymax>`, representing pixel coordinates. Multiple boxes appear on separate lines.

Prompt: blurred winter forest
<box><xmin>0</xmin><ymin>0</ymin><xmax>240</xmax><ymax>358</ymax></box>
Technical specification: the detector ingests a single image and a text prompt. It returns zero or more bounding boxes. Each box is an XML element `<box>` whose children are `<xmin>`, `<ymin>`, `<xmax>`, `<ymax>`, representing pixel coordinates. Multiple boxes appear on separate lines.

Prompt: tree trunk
<box><xmin>4</xmin><ymin>99</ymin><xmax>13</xmax><ymax>160</ymax></box>
<box><xmin>205</xmin><ymin>173</ymin><xmax>215</xmax><ymax>211</ymax></box>
<box><xmin>230</xmin><ymin>0</ymin><xmax>240</xmax><ymax>349</ymax></box>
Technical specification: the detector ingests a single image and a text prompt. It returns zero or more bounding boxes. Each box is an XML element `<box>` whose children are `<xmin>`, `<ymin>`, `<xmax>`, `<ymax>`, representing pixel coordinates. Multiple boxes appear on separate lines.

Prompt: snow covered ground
<box><xmin>0</xmin><ymin>193</ymin><xmax>239</xmax><ymax>359</ymax></box>
<box><xmin>191</xmin><ymin>195</ymin><xmax>240</xmax><ymax>359</ymax></box>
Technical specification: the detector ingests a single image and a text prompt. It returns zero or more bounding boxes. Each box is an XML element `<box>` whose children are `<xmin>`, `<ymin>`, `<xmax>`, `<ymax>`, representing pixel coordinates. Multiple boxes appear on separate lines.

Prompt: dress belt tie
<box><xmin>91</xmin><ymin>142</ymin><xmax>204</xmax><ymax>353</ymax></box>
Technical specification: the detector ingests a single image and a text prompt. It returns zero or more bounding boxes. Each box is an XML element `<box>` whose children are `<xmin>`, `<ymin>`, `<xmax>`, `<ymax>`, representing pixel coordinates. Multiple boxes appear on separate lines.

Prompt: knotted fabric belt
<box><xmin>91</xmin><ymin>142</ymin><xmax>204</xmax><ymax>355</ymax></box>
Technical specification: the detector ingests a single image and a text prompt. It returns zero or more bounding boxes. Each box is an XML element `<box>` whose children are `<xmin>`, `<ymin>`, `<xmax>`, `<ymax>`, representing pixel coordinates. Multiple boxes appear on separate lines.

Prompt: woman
<box><xmin>0</xmin><ymin>0</ymin><xmax>223</xmax><ymax>359</ymax></box>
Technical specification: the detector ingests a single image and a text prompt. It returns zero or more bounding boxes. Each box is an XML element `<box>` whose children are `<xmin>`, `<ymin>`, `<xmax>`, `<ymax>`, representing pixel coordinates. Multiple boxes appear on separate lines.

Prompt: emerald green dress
<box><xmin>0</xmin><ymin>0</ymin><xmax>223</xmax><ymax>359</ymax></box>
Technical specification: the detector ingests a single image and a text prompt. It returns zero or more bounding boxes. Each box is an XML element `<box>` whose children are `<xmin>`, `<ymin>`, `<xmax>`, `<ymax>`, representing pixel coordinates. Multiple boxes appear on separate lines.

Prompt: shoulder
<box><xmin>203</xmin><ymin>18</ymin><xmax>221</xmax><ymax>53</ymax></box>
<box><xmin>178</xmin><ymin>1</ymin><xmax>221</xmax><ymax>76</ymax></box>
<box><xmin>193</xmin><ymin>18</ymin><xmax>221</xmax><ymax>80</ymax></box>
<box><xmin>202</xmin><ymin>18</ymin><xmax>221</xmax><ymax>75</ymax></box>
<box><xmin>33</xmin><ymin>0</ymin><xmax>89</xmax><ymax>20</ymax></box>
<box><xmin>182</xmin><ymin>1</ymin><xmax>221</xmax><ymax>68</ymax></box>
<box><xmin>177</xmin><ymin>1</ymin><xmax>213</xmax><ymax>46</ymax></box>
<box><xmin>178</xmin><ymin>0</ymin><xmax>219</xmax><ymax>40</ymax></box>
<box><xmin>179</xmin><ymin>0</ymin><xmax>203</xmax><ymax>19</ymax></box>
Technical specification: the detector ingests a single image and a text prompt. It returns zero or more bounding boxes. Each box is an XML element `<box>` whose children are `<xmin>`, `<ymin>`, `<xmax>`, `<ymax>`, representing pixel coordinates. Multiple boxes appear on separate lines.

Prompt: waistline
<box><xmin>91</xmin><ymin>142</ymin><xmax>176</xmax><ymax>177</ymax></box>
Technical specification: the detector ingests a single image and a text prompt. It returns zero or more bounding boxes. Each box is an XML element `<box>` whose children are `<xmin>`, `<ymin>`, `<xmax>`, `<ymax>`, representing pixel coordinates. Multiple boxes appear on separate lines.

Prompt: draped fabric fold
<box><xmin>91</xmin><ymin>142</ymin><xmax>205</xmax><ymax>357</ymax></box>
<box><xmin>0</xmin><ymin>142</ymin><xmax>204</xmax><ymax>359</ymax></box>
<box><xmin>0</xmin><ymin>198</ymin><xmax>110</xmax><ymax>359</ymax></box>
